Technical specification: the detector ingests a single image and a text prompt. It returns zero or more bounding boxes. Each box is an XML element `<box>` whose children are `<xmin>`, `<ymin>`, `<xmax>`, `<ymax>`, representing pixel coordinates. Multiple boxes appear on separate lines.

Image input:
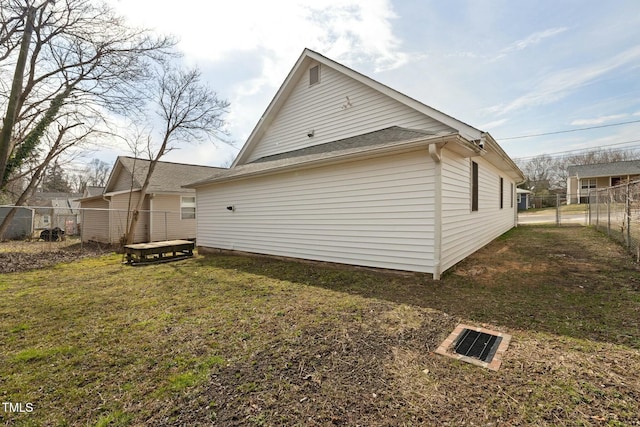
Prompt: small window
<box><xmin>499</xmin><ymin>177</ymin><xmax>504</xmax><ymax>209</ymax></box>
<box><xmin>309</xmin><ymin>65</ymin><xmax>320</xmax><ymax>85</ymax></box>
<box><xmin>471</xmin><ymin>161</ymin><xmax>478</xmax><ymax>212</ymax></box>
<box><xmin>181</xmin><ymin>196</ymin><xmax>196</xmax><ymax>220</ymax></box>
<box><xmin>43</xmin><ymin>215</ymin><xmax>50</xmax><ymax>225</ymax></box>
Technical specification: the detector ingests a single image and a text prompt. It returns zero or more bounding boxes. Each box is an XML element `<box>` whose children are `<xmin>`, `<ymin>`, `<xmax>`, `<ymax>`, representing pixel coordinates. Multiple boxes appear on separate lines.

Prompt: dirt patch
<box><xmin>0</xmin><ymin>240</ymin><xmax>113</xmax><ymax>273</ymax></box>
<box><xmin>150</xmin><ymin>305</ymin><xmax>460</xmax><ymax>426</ymax></box>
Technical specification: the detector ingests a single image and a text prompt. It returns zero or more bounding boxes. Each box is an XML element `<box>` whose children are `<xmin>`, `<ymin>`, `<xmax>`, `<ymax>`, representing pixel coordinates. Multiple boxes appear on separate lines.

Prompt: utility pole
<box><xmin>0</xmin><ymin>5</ymin><xmax>36</xmax><ymax>186</ymax></box>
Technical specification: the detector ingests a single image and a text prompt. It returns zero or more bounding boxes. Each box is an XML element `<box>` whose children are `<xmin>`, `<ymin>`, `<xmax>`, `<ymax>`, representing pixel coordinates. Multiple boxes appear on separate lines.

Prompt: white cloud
<box><xmin>570</xmin><ymin>114</ymin><xmax>628</xmax><ymax>126</ymax></box>
<box><xmin>108</xmin><ymin>0</ymin><xmax>408</xmax><ymax>153</ymax></box>
<box><xmin>502</xmin><ymin>27</ymin><xmax>568</xmax><ymax>54</ymax></box>
<box><xmin>478</xmin><ymin>119</ymin><xmax>508</xmax><ymax>130</ymax></box>
<box><xmin>485</xmin><ymin>45</ymin><xmax>640</xmax><ymax>116</ymax></box>
<box><xmin>108</xmin><ymin>0</ymin><xmax>405</xmax><ymax>72</ymax></box>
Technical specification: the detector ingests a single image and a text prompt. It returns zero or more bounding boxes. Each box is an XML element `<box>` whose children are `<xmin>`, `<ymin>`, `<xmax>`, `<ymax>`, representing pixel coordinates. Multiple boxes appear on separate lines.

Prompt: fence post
<box><xmin>607</xmin><ymin>189</ymin><xmax>611</xmax><ymax>237</ymax></box>
<box><xmin>555</xmin><ymin>194</ymin><xmax>560</xmax><ymax>226</ymax></box>
<box><xmin>80</xmin><ymin>209</ymin><xmax>84</xmax><ymax>252</ymax></box>
<box><xmin>587</xmin><ymin>190</ymin><xmax>591</xmax><ymax>225</ymax></box>
<box><xmin>626</xmin><ymin>183</ymin><xmax>631</xmax><ymax>249</ymax></box>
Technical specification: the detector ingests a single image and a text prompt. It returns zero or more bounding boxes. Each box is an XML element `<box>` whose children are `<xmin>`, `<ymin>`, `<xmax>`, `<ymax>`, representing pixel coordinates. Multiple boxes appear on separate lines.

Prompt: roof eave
<box><xmin>232</xmin><ymin>48</ymin><xmax>484</xmax><ymax>167</ymax></box>
<box><xmin>189</xmin><ymin>134</ymin><xmax>470</xmax><ymax>188</ymax></box>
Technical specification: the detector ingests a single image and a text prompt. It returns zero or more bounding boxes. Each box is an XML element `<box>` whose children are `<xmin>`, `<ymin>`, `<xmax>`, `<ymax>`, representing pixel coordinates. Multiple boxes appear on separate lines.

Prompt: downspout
<box><xmin>429</xmin><ymin>143</ymin><xmax>443</xmax><ymax>280</ymax></box>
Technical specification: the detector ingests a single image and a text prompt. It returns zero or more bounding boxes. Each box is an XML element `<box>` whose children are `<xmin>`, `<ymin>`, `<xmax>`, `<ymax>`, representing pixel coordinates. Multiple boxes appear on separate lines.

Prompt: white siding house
<box><xmin>187</xmin><ymin>49</ymin><xmax>524</xmax><ymax>279</ymax></box>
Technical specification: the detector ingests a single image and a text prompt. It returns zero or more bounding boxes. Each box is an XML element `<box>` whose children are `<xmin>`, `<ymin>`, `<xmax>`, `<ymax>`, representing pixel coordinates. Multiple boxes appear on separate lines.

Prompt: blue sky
<box><xmin>101</xmin><ymin>0</ymin><xmax>640</xmax><ymax>168</ymax></box>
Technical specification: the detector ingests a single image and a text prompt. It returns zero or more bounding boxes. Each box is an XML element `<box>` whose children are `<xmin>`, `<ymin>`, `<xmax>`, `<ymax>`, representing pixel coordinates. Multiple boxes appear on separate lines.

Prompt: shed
<box><xmin>516</xmin><ymin>188</ymin><xmax>532</xmax><ymax>210</ymax></box>
<box><xmin>0</xmin><ymin>206</ymin><xmax>34</xmax><ymax>240</ymax></box>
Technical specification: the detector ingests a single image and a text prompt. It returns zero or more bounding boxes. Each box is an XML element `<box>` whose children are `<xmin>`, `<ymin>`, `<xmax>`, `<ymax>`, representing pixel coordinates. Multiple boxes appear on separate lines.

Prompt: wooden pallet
<box><xmin>123</xmin><ymin>240</ymin><xmax>195</xmax><ymax>265</ymax></box>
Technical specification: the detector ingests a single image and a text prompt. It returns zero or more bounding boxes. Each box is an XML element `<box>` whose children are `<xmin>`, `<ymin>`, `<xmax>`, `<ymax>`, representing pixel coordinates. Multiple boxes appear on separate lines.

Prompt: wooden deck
<box><xmin>123</xmin><ymin>240</ymin><xmax>195</xmax><ymax>265</ymax></box>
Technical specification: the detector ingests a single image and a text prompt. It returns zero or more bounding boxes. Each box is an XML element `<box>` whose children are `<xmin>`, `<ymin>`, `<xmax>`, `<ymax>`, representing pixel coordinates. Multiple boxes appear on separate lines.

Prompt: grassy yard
<box><xmin>1</xmin><ymin>226</ymin><xmax>639</xmax><ymax>426</ymax></box>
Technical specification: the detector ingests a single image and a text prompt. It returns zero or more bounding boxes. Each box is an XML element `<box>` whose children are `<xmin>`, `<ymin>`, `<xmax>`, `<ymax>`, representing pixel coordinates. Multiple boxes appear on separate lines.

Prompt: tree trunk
<box><xmin>0</xmin><ymin>127</ymin><xmax>68</xmax><ymax>240</ymax></box>
<box><xmin>0</xmin><ymin>6</ymin><xmax>35</xmax><ymax>187</ymax></box>
<box><xmin>124</xmin><ymin>156</ymin><xmax>160</xmax><ymax>245</ymax></box>
<box><xmin>0</xmin><ymin>153</ymin><xmax>50</xmax><ymax>240</ymax></box>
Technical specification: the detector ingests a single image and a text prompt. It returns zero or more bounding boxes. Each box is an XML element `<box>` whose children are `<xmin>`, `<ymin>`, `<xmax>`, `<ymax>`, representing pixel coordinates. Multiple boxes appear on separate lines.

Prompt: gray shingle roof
<box><xmin>186</xmin><ymin>127</ymin><xmax>457</xmax><ymax>187</ymax></box>
<box><xmin>85</xmin><ymin>186</ymin><xmax>105</xmax><ymax>197</ymax></box>
<box><xmin>250</xmin><ymin>126</ymin><xmax>440</xmax><ymax>163</ymax></box>
<box><xmin>567</xmin><ymin>160</ymin><xmax>640</xmax><ymax>178</ymax></box>
<box><xmin>117</xmin><ymin>157</ymin><xmax>226</xmax><ymax>193</ymax></box>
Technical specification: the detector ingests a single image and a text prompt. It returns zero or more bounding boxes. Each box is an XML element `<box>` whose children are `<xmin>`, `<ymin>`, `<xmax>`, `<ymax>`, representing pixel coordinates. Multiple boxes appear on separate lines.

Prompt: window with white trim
<box><xmin>181</xmin><ymin>196</ymin><xmax>196</xmax><ymax>219</ymax></box>
<box><xmin>580</xmin><ymin>179</ymin><xmax>596</xmax><ymax>190</ymax></box>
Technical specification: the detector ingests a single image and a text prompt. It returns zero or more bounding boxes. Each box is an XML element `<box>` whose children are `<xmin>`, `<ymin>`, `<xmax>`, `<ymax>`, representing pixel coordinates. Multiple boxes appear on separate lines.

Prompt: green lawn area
<box><xmin>1</xmin><ymin>226</ymin><xmax>639</xmax><ymax>425</ymax></box>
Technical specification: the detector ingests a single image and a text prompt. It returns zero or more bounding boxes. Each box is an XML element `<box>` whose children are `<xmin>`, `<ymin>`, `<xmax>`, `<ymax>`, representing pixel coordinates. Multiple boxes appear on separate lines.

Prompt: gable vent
<box><xmin>309</xmin><ymin>65</ymin><xmax>320</xmax><ymax>85</ymax></box>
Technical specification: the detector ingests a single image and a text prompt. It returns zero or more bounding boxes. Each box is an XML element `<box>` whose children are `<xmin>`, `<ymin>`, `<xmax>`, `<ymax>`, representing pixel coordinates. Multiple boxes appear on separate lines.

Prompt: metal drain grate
<box><xmin>453</xmin><ymin>328</ymin><xmax>502</xmax><ymax>363</ymax></box>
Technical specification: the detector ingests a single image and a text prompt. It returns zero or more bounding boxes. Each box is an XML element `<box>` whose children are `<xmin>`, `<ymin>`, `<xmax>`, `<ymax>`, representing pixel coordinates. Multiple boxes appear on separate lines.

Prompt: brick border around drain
<box><xmin>435</xmin><ymin>324</ymin><xmax>512</xmax><ymax>371</ymax></box>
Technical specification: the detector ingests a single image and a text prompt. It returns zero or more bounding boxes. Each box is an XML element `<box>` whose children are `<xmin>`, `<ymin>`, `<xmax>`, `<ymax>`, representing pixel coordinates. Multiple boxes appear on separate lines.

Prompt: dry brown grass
<box><xmin>0</xmin><ymin>226</ymin><xmax>639</xmax><ymax>425</ymax></box>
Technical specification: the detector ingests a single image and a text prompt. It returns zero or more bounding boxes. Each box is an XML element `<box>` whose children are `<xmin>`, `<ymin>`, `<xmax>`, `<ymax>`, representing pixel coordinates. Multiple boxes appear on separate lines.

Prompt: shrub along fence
<box><xmin>589</xmin><ymin>180</ymin><xmax>640</xmax><ymax>261</ymax></box>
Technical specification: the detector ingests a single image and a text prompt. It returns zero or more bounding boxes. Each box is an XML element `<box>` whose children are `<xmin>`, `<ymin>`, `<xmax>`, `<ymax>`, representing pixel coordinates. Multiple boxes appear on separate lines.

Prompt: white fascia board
<box><xmin>193</xmin><ymin>134</ymin><xmax>471</xmax><ymax>187</ymax></box>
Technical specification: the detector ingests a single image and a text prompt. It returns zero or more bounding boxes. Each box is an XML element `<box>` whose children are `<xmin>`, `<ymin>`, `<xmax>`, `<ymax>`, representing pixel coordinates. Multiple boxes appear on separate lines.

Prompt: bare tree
<box><xmin>517</xmin><ymin>148</ymin><xmax>640</xmax><ymax>197</ymax></box>
<box><xmin>0</xmin><ymin>115</ymin><xmax>99</xmax><ymax>239</ymax></box>
<box><xmin>0</xmin><ymin>0</ymin><xmax>174</xmax><ymax>191</ymax></box>
<box><xmin>124</xmin><ymin>66</ymin><xmax>229</xmax><ymax>244</ymax></box>
<box><xmin>0</xmin><ymin>0</ymin><xmax>175</xmax><ymax>239</ymax></box>
<box><xmin>80</xmin><ymin>157</ymin><xmax>110</xmax><ymax>188</ymax></box>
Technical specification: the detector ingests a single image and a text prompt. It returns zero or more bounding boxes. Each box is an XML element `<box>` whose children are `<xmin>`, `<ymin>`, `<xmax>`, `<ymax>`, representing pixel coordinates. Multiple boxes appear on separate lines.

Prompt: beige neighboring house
<box><xmin>186</xmin><ymin>49</ymin><xmax>525</xmax><ymax>279</ymax></box>
<box><xmin>567</xmin><ymin>160</ymin><xmax>640</xmax><ymax>204</ymax></box>
<box><xmin>79</xmin><ymin>156</ymin><xmax>224</xmax><ymax>244</ymax></box>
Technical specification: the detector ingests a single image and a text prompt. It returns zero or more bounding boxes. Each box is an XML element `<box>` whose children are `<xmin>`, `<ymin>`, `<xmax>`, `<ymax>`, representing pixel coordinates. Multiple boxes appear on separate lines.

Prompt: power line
<box><xmin>499</xmin><ymin>119</ymin><xmax>640</xmax><ymax>140</ymax></box>
<box><xmin>512</xmin><ymin>139</ymin><xmax>640</xmax><ymax>161</ymax></box>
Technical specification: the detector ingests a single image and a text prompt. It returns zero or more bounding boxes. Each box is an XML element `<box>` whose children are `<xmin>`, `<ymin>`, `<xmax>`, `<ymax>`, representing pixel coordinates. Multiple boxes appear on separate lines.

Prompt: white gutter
<box><xmin>187</xmin><ymin>134</ymin><xmax>475</xmax><ymax>188</ymax></box>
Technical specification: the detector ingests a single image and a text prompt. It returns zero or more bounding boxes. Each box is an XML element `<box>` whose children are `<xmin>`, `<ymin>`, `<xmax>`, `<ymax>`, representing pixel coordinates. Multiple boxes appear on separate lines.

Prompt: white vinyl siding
<box><xmin>149</xmin><ymin>194</ymin><xmax>197</xmax><ymax>242</ymax></box>
<box><xmin>109</xmin><ymin>193</ymin><xmax>149</xmax><ymax>244</ymax></box>
<box><xmin>245</xmin><ymin>64</ymin><xmax>454</xmax><ymax>162</ymax></box>
<box><xmin>440</xmin><ymin>149</ymin><xmax>517</xmax><ymax>272</ymax></box>
<box><xmin>197</xmin><ymin>150</ymin><xmax>437</xmax><ymax>273</ymax></box>
<box><xmin>80</xmin><ymin>198</ymin><xmax>109</xmax><ymax>243</ymax></box>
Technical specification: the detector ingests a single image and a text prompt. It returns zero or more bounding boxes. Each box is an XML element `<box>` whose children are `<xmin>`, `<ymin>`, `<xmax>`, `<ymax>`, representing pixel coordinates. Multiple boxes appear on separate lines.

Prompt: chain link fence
<box><xmin>588</xmin><ymin>181</ymin><xmax>640</xmax><ymax>261</ymax></box>
<box><xmin>517</xmin><ymin>195</ymin><xmax>589</xmax><ymax>226</ymax></box>
<box><xmin>1</xmin><ymin>206</ymin><xmax>189</xmax><ymax>246</ymax></box>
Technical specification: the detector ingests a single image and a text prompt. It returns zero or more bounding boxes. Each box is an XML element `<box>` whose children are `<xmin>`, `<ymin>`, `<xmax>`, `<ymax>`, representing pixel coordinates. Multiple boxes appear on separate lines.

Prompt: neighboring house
<box><xmin>79</xmin><ymin>156</ymin><xmax>225</xmax><ymax>244</ymax></box>
<box><xmin>0</xmin><ymin>206</ymin><xmax>34</xmax><ymax>240</ymax></box>
<box><xmin>83</xmin><ymin>186</ymin><xmax>105</xmax><ymax>198</ymax></box>
<box><xmin>516</xmin><ymin>188</ymin><xmax>532</xmax><ymax>210</ymax></box>
<box><xmin>567</xmin><ymin>160</ymin><xmax>640</xmax><ymax>204</ymax></box>
<box><xmin>186</xmin><ymin>49</ymin><xmax>524</xmax><ymax>279</ymax></box>
<box><xmin>29</xmin><ymin>191</ymin><xmax>82</xmax><ymax>234</ymax></box>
